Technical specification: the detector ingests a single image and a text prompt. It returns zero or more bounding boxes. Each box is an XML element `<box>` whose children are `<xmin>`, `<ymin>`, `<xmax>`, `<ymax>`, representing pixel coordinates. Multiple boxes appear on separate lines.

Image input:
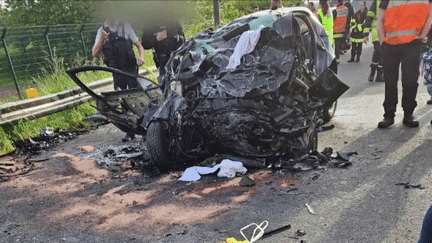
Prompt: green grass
<box><xmin>0</xmin><ymin>101</ymin><xmax>97</xmax><ymax>155</ymax></box>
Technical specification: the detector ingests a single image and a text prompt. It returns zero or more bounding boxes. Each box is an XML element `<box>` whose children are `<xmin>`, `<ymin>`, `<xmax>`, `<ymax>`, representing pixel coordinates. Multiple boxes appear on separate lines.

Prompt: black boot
<box><xmin>347</xmin><ymin>52</ymin><xmax>355</xmax><ymax>63</ymax></box>
<box><xmin>355</xmin><ymin>54</ymin><xmax>360</xmax><ymax>62</ymax></box>
<box><xmin>375</xmin><ymin>67</ymin><xmax>385</xmax><ymax>82</ymax></box>
<box><xmin>403</xmin><ymin>114</ymin><xmax>419</xmax><ymax>128</ymax></box>
<box><xmin>378</xmin><ymin>116</ymin><xmax>394</xmax><ymax>128</ymax></box>
<box><xmin>368</xmin><ymin>65</ymin><xmax>376</xmax><ymax>82</ymax></box>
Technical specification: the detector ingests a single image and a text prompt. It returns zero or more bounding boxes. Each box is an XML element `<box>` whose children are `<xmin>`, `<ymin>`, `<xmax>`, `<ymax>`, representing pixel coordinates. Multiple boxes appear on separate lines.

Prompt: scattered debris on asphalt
<box><xmin>305</xmin><ymin>203</ymin><xmax>316</xmax><ymax>215</ymax></box>
<box><xmin>15</xmin><ymin>127</ymin><xmax>89</xmax><ymax>155</ymax></box>
<box><xmin>318</xmin><ymin>124</ymin><xmax>335</xmax><ymax>132</ymax></box>
<box><xmin>239</xmin><ymin>175</ymin><xmax>255</xmax><ymax>187</ymax></box>
<box><xmin>178</xmin><ymin>160</ymin><xmax>248</xmax><ymax>182</ymax></box>
<box><xmin>260</xmin><ymin>224</ymin><xmax>292</xmax><ymax>240</ymax></box>
<box><xmin>395</xmin><ymin>182</ymin><xmax>425</xmax><ymax>189</ymax></box>
<box><xmin>0</xmin><ymin>155</ymin><xmax>42</xmax><ymax>181</ymax></box>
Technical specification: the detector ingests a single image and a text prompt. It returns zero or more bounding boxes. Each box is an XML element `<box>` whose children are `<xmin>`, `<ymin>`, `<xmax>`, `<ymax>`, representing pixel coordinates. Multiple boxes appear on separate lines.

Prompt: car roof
<box><xmin>236</xmin><ymin>6</ymin><xmax>313</xmax><ymax>20</ymax></box>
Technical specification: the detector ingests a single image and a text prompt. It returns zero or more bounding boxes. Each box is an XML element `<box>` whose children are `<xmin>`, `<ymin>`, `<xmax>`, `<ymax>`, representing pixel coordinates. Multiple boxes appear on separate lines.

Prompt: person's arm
<box><xmin>141</xmin><ymin>27</ymin><xmax>159</xmax><ymax>49</ymax></box>
<box><xmin>363</xmin><ymin>0</ymin><xmax>377</xmax><ymax>43</ymax></box>
<box><xmin>377</xmin><ymin>8</ymin><xmax>385</xmax><ymax>45</ymax></box>
<box><xmin>134</xmin><ymin>41</ymin><xmax>145</xmax><ymax>67</ymax></box>
<box><xmin>420</xmin><ymin>3</ymin><xmax>432</xmax><ymax>40</ymax></box>
<box><xmin>92</xmin><ymin>28</ymin><xmax>108</xmax><ymax>57</ymax></box>
<box><xmin>344</xmin><ymin>9</ymin><xmax>351</xmax><ymax>39</ymax></box>
<box><xmin>124</xmin><ymin>23</ymin><xmax>145</xmax><ymax>67</ymax></box>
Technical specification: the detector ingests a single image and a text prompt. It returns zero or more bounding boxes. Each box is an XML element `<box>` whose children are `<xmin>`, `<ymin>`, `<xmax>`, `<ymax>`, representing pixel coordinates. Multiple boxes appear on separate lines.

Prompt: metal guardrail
<box><xmin>0</xmin><ymin>66</ymin><xmax>157</xmax><ymax>126</ymax></box>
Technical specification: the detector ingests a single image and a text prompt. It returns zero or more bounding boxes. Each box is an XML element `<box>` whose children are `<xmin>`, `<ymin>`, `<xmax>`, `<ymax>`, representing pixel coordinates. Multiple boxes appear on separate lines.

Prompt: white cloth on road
<box><xmin>178</xmin><ymin>159</ymin><xmax>248</xmax><ymax>181</ymax></box>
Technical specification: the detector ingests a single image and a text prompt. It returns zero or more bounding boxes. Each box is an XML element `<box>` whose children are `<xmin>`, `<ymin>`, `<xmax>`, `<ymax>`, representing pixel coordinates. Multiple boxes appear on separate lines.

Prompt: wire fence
<box><xmin>0</xmin><ymin>23</ymin><xmax>101</xmax><ymax>100</ymax></box>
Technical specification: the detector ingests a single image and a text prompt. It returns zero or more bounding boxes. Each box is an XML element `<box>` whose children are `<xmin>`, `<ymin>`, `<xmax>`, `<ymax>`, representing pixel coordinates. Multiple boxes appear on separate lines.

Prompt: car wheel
<box><xmin>323</xmin><ymin>101</ymin><xmax>337</xmax><ymax>123</ymax></box>
<box><xmin>146</xmin><ymin>121</ymin><xmax>173</xmax><ymax>172</ymax></box>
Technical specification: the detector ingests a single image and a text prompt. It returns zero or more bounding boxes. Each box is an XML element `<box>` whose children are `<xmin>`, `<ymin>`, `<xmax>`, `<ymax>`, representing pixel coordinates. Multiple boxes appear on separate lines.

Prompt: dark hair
<box><xmin>319</xmin><ymin>0</ymin><xmax>329</xmax><ymax>15</ymax></box>
<box><xmin>338</xmin><ymin>0</ymin><xmax>343</xmax><ymax>4</ymax></box>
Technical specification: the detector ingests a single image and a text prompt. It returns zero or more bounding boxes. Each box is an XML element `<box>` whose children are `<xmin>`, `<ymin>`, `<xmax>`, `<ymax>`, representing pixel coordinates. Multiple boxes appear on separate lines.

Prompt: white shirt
<box><xmin>94</xmin><ymin>20</ymin><xmax>139</xmax><ymax>44</ymax></box>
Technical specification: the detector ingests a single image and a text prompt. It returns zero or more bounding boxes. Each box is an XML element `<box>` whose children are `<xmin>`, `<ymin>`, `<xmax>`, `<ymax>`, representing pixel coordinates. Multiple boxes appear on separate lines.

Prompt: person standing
<box><xmin>332</xmin><ymin>0</ymin><xmax>350</xmax><ymax>63</ymax></box>
<box><xmin>92</xmin><ymin>18</ymin><xmax>145</xmax><ymax>142</ymax></box>
<box><xmin>377</xmin><ymin>0</ymin><xmax>432</xmax><ymax>129</ymax></box>
<box><xmin>141</xmin><ymin>18</ymin><xmax>185</xmax><ymax>91</ymax></box>
<box><xmin>92</xmin><ymin>19</ymin><xmax>145</xmax><ymax>90</ymax></box>
<box><xmin>363</xmin><ymin>0</ymin><xmax>384</xmax><ymax>82</ymax></box>
<box><xmin>316</xmin><ymin>0</ymin><xmax>334</xmax><ymax>48</ymax></box>
<box><xmin>348</xmin><ymin>1</ymin><xmax>367</xmax><ymax>63</ymax></box>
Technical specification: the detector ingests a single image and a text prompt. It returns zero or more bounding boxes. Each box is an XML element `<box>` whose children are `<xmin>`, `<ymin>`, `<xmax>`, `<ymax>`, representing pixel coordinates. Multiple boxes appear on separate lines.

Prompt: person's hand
<box><xmin>363</xmin><ymin>36</ymin><xmax>369</xmax><ymax>44</ymax></box>
<box><xmin>100</xmin><ymin>29</ymin><xmax>109</xmax><ymax>41</ymax></box>
<box><xmin>156</xmin><ymin>30</ymin><xmax>167</xmax><ymax>41</ymax></box>
<box><xmin>137</xmin><ymin>57</ymin><xmax>145</xmax><ymax>67</ymax></box>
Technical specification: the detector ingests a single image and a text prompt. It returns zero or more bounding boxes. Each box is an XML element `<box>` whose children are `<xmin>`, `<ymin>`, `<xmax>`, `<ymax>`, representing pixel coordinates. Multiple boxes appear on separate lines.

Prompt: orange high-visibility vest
<box><xmin>383</xmin><ymin>1</ymin><xmax>430</xmax><ymax>45</ymax></box>
<box><xmin>333</xmin><ymin>5</ymin><xmax>349</xmax><ymax>35</ymax></box>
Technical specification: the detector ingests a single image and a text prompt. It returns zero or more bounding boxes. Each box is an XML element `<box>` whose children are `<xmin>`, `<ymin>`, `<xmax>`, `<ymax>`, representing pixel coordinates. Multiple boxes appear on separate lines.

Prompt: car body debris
<box><xmin>15</xmin><ymin>127</ymin><xmax>89</xmax><ymax>155</ymax></box>
<box><xmin>305</xmin><ymin>203</ymin><xmax>316</xmax><ymax>215</ymax></box>
<box><xmin>395</xmin><ymin>182</ymin><xmax>425</xmax><ymax>189</ymax></box>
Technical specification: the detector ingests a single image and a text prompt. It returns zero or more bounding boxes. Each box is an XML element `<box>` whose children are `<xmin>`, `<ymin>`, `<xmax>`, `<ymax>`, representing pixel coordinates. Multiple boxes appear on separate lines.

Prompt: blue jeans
<box><xmin>418</xmin><ymin>202</ymin><xmax>432</xmax><ymax>242</ymax></box>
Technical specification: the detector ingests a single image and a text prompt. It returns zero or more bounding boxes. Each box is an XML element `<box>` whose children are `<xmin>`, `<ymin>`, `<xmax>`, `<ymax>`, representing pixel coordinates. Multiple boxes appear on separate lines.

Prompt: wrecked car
<box><xmin>67</xmin><ymin>7</ymin><xmax>349</xmax><ymax>172</ymax></box>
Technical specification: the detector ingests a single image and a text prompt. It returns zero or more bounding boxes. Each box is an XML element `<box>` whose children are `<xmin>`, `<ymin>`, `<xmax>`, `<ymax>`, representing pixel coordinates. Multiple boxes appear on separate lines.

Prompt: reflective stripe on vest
<box><xmin>385</xmin><ymin>30</ymin><xmax>420</xmax><ymax>38</ymax></box>
<box><xmin>334</xmin><ymin>5</ymin><xmax>348</xmax><ymax>34</ymax></box>
<box><xmin>383</xmin><ymin>1</ymin><xmax>429</xmax><ymax>45</ymax></box>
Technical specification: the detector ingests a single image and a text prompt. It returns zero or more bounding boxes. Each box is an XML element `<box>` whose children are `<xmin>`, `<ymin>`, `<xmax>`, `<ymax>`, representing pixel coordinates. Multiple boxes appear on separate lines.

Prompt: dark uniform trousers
<box><xmin>372</xmin><ymin>41</ymin><xmax>383</xmax><ymax>67</ymax></box>
<box><xmin>382</xmin><ymin>40</ymin><xmax>421</xmax><ymax>118</ymax></box>
<box><xmin>113</xmin><ymin>65</ymin><xmax>138</xmax><ymax>90</ymax></box>
<box><xmin>334</xmin><ymin>37</ymin><xmax>344</xmax><ymax>60</ymax></box>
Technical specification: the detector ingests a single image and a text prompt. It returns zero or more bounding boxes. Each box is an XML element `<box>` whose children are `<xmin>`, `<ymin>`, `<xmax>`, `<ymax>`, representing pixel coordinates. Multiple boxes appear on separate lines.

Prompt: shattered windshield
<box><xmin>164</xmin><ymin>8</ymin><xmax>334</xmax><ymax>98</ymax></box>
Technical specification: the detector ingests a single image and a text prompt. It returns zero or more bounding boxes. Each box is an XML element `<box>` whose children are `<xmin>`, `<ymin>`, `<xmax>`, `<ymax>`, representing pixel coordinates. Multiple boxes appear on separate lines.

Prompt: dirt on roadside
<box><xmin>0</xmin><ymin>124</ymin><xmax>301</xmax><ymax>243</ymax></box>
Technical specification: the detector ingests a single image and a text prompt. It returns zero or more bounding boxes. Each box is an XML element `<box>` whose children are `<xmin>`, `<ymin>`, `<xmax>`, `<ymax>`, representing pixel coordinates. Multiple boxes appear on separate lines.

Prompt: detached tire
<box><xmin>323</xmin><ymin>101</ymin><xmax>337</xmax><ymax>123</ymax></box>
<box><xmin>146</xmin><ymin>121</ymin><xmax>173</xmax><ymax>172</ymax></box>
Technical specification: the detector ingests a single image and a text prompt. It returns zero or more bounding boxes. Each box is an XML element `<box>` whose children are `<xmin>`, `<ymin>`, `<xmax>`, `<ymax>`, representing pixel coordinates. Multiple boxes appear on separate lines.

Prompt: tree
<box><xmin>4</xmin><ymin>0</ymin><xmax>97</xmax><ymax>27</ymax></box>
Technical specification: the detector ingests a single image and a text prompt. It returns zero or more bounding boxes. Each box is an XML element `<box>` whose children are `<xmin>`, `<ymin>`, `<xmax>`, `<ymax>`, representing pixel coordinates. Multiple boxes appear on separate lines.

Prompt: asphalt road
<box><xmin>1</xmin><ymin>43</ymin><xmax>432</xmax><ymax>243</ymax></box>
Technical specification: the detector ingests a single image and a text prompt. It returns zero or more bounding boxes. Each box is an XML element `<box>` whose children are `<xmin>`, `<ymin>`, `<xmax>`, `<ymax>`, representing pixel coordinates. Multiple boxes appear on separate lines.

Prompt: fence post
<box><xmin>213</xmin><ymin>0</ymin><xmax>220</xmax><ymax>27</ymax></box>
<box><xmin>1</xmin><ymin>28</ymin><xmax>22</xmax><ymax>100</ymax></box>
<box><xmin>79</xmin><ymin>24</ymin><xmax>87</xmax><ymax>58</ymax></box>
<box><xmin>44</xmin><ymin>26</ymin><xmax>54</xmax><ymax>62</ymax></box>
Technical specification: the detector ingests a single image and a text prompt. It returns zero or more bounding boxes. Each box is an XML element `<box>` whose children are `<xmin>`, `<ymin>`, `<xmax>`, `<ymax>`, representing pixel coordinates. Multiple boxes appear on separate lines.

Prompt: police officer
<box><xmin>332</xmin><ymin>0</ymin><xmax>350</xmax><ymax>63</ymax></box>
<box><xmin>92</xmin><ymin>19</ymin><xmax>145</xmax><ymax>89</ymax></box>
<box><xmin>347</xmin><ymin>1</ymin><xmax>367</xmax><ymax>63</ymax></box>
<box><xmin>141</xmin><ymin>19</ymin><xmax>184</xmax><ymax>90</ymax></box>
<box><xmin>92</xmin><ymin>18</ymin><xmax>145</xmax><ymax>142</ymax></box>
<box><xmin>363</xmin><ymin>0</ymin><xmax>384</xmax><ymax>82</ymax></box>
<box><xmin>377</xmin><ymin>0</ymin><xmax>432</xmax><ymax>128</ymax></box>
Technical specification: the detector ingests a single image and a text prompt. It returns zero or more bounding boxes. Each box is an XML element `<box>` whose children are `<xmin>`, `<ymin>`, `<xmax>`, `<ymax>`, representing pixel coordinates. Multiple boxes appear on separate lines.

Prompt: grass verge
<box><xmin>0</xmin><ymin>101</ymin><xmax>97</xmax><ymax>155</ymax></box>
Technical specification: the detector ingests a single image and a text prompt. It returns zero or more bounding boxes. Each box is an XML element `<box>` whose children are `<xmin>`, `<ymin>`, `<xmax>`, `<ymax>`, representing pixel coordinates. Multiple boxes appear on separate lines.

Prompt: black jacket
<box><xmin>141</xmin><ymin>20</ymin><xmax>185</xmax><ymax>69</ymax></box>
<box><xmin>350</xmin><ymin>9</ymin><xmax>367</xmax><ymax>40</ymax></box>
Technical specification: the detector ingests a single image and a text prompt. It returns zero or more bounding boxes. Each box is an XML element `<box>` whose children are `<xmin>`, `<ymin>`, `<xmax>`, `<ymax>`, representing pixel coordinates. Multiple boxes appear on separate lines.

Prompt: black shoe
<box><xmin>348</xmin><ymin>55</ymin><xmax>355</xmax><ymax>63</ymax></box>
<box><xmin>355</xmin><ymin>56</ymin><xmax>360</xmax><ymax>62</ymax></box>
<box><xmin>375</xmin><ymin>67</ymin><xmax>385</xmax><ymax>82</ymax></box>
<box><xmin>122</xmin><ymin>133</ymin><xmax>136</xmax><ymax>142</ymax></box>
<box><xmin>403</xmin><ymin>115</ymin><xmax>419</xmax><ymax>128</ymax></box>
<box><xmin>368</xmin><ymin>66</ymin><xmax>376</xmax><ymax>82</ymax></box>
<box><xmin>427</xmin><ymin>99</ymin><xmax>432</xmax><ymax>105</ymax></box>
<box><xmin>378</xmin><ymin>117</ymin><xmax>394</xmax><ymax>128</ymax></box>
